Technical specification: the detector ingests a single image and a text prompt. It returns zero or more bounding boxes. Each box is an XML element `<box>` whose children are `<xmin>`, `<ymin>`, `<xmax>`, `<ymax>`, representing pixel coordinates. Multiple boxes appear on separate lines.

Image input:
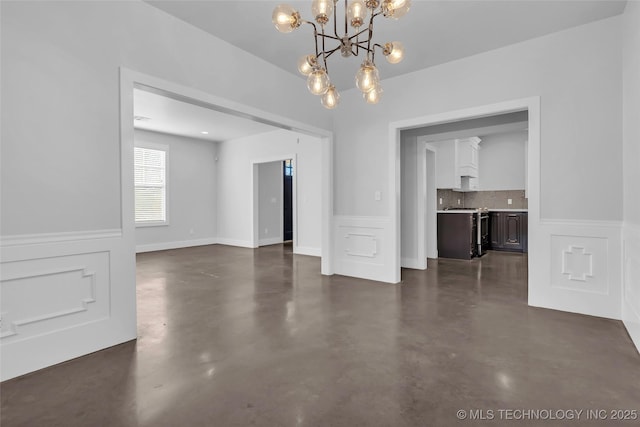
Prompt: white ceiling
<box><xmin>133</xmin><ymin>88</ymin><xmax>276</xmax><ymax>142</ymax></box>
<box><xmin>136</xmin><ymin>0</ymin><xmax>624</xmax><ymax>141</ymax></box>
<box><xmin>146</xmin><ymin>0</ymin><xmax>627</xmax><ymax>91</ymax></box>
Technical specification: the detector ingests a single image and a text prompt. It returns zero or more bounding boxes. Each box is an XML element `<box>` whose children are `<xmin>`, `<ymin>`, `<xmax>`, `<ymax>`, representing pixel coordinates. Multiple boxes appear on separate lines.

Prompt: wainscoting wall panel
<box><xmin>549</xmin><ymin>236</ymin><xmax>608</xmax><ymax>294</ymax></box>
<box><xmin>1</xmin><ymin>252</ymin><xmax>110</xmax><ymax>342</ymax></box>
<box><xmin>334</xmin><ymin>216</ymin><xmax>395</xmax><ymax>283</ymax></box>
<box><xmin>0</xmin><ymin>230</ymin><xmax>136</xmax><ymax>381</ymax></box>
<box><xmin>529</xmin><ymin>220</ymin><xmax>622</xmax><ymax>320</ymax></box>
<box><xmin>623</xmin><ymin>223</ymin><xmax>640</xmax><ymax>353</ymax></box>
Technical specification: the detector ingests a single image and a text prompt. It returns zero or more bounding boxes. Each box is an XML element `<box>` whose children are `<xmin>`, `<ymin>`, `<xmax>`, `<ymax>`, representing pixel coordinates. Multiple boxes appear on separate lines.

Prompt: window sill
<box><xmin>136</xmin><ymin>221</ymin><xmax>169</xmax><ymax>228</ymax></box>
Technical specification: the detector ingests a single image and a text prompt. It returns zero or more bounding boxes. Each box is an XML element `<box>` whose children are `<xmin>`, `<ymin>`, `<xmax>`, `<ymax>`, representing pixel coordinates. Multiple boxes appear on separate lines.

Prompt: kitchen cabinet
<box><xmin>489</xmin><ymin>211</ymin><xmax>528</xmax><ymax>252</ymax></box>
<box><xmin>433</xmin><ymin>137</ymin><xmax>481</xmax><ymax>191</ymax></box>
<box><xmin>437</xmin><ymin>212</ymin><xmax>477</xmax><ymax>260</ymax></box>
<box><xmin>457</xmin><ymin>137</ymin><xmax>480</xmax><ymax>178</ymax></box>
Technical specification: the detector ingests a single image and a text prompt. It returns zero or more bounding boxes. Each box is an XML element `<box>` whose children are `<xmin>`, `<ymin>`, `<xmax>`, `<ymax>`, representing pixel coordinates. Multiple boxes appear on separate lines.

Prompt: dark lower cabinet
<box><xmin>437</xmin><ymin>213</ymin><xmax>477</xmax><ymax>260</ymax></box>
<box><xmin>489</xmin><ymin>212</ymin><xmax>528</xmax><ymax>252</ymax></box>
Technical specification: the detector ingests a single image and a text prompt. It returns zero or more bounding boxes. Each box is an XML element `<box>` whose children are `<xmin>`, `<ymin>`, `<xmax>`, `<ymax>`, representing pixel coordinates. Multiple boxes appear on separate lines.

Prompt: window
<box><xmin>284</xmin><ymin>159</ymin><xmax>293</xmax><ymax>176</ymax></box>
<box><xmin>134</xmin><ymin>146</ymin><xmax>167</xmax><ymax>225</ymax></box>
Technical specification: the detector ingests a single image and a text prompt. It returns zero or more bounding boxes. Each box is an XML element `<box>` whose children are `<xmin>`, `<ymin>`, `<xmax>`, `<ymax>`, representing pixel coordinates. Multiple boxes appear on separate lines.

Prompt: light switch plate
<box><xmin>508</xmin><ymin>198</ymin><xmax>513</xmax><ymax>205</ymax></box>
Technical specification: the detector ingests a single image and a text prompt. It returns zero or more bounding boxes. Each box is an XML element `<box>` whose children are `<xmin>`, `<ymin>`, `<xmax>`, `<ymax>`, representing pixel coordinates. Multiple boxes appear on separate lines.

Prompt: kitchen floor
<box><xmin>2</xmin><ymin>246</ymin><xmax>639</xmax><ymax>426</ymax></box>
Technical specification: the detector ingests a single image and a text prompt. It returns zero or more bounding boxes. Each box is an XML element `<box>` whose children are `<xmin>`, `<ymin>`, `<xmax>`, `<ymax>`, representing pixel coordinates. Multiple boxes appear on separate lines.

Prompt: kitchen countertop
<box><xmin>437</xmin><ymin>209</ymin><xmax>528</xmax><ymax>213</ymax></box>
<box><xmin>437</xmin><ymin>209</ymin><xmax>478</xmax><ymax>213</ymax></box>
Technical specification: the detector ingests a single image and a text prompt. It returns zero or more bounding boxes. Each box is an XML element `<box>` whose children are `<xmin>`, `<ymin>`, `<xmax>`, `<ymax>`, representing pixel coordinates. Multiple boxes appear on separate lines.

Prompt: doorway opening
<box><xmin>252</xmin><ymin>156</ymin><xmax>298</xmax><ymax>249</ymax></box>
<box><xmin>283</xmin><ymin>159</ymin><xmax>293</xmax><ymax>243</ymax></box>
<box><xmin>390</xmin><ymin>97</ymin><xmax>540</xmax><ymax>306</ymax></box>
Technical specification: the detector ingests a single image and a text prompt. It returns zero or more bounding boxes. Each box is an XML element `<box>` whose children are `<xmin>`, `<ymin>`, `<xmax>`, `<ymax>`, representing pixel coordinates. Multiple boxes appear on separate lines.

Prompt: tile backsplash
<box><xmin>437</xmin><ymin>189</ymin><xmax>528</xmax><ymax>210</ymax></box>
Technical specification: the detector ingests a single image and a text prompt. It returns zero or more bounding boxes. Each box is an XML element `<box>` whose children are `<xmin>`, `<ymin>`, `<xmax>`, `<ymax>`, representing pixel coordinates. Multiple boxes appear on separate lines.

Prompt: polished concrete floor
<box><xmin>2</xmin><ymin>244</ymin><xmax>640</xmax><ymax>426</ymax></box>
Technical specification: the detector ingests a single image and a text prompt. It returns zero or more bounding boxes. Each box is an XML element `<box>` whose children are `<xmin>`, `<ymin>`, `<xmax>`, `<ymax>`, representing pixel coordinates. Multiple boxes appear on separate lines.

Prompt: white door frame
<box><xmin>422</xmin><ymin>143</ymin><xmax>438</xmax><ymax>260</ymax></box>
<box><xmin>251</xmin><ymin>155</ymin><xmax>297</xmax><ymax>249</ymax></box>
<box><xmin>119</xmin><ymin>68</ymin><xmax>334</xmax><ymax>275</ymax></box>
<box><xmin>389</xmin><ymin>97</ymin><xmax>541</xmax><ymax>296</ymax></box>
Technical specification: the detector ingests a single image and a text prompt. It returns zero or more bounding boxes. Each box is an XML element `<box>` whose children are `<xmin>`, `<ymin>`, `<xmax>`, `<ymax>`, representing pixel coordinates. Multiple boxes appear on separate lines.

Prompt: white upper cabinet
<box><xmin>457</xmin><ymin>137</ymin><xmax>480</xmax><ymax>178</ymax></box>
<box><xmin>432</xmin><ymin>137</ymin><xmax>481</xmax><ymax>191</ymax></box>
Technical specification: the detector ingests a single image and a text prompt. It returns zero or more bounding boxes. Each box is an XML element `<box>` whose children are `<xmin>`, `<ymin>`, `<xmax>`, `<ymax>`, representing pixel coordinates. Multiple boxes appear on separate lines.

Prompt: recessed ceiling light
<box><xmin>201</xmin><ymin>131</ymin><xmax>209</xmax><ymax>135</ymax></box>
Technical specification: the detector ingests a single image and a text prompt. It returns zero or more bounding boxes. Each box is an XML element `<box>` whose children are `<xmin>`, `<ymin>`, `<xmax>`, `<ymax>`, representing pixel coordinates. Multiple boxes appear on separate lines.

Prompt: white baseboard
<box><xmin>294</xmin><ymin>246</ymin><xmax>321</xmax><ymax>257</ymax></box>
<box><xmin>136</xmin><ymin>237</ymin><xmax>218</xmax><ymax>253</ymax></box>
<box><xmin>259</xmin><ymin>237</ymin><xmax>283</xmax><ymax>246</ymax></box>
<box><xmin>216</xmin><ymin>237</ymin><xmax>255</xmax><ymax>249</ymax></box>
<box><xmin>401</xmin><ymin>257</ymin><xmax>427</xmax><ymax>270</ymax></box>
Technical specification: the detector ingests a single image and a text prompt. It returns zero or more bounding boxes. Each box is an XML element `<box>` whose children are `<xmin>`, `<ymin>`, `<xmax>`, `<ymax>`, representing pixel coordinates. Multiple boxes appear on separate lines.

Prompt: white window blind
<box><xmin>134</xmin><ymin>147</ymin><xmax>167</xmax><ymax>223</ymax></box>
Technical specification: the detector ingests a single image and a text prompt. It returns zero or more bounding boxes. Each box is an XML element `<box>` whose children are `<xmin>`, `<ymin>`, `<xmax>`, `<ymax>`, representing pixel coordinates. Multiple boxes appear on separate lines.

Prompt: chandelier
<box><xmin>272</xmin><ymin>0</ymin><xmax>411</xmax><ymax>109</ymax></box>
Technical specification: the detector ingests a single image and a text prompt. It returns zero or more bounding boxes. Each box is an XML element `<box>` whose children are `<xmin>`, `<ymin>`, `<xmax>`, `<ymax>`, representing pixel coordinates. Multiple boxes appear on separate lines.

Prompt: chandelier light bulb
<box><xmin>347</xmin><ymin>0</ymin><xmax>367</xmax><ymax>27</ymax></box>
<box><xmin>384</xmin><ymin>41</ymin><xmax>405</xmax><ymax>64</ymax></box>
<box><xmin>312</xmin><ymin>0</ymin><xmax>334</xmax><ymax>24</ymax></box>
<box><xmin>297</xmin><ymin>54</ymin><xmax>317</xmax><ymax>76</ymax></box>
<box><xmin>321</xmin><ymin>85</ymin><xmax>340</xmax><ymax>109</ymax></box>
<box><xmin>355</xmin><ymin>61</ymin><xmax>379</xmax><ymax>93</ymax></box>
<box><xmin>363</xmin><ymin>84</ymin><xmax>383</xmax><ymax>104</ymax></box>
<box><xmin>271</xmin><ymin>0</ymin><xmax>411</xmax><ymax>107</ymax></box>
<box><xmin>307</xmin><ymin>67</ymin><xmax>331</xmax><ymax>95</ymax></box>
<box><xmin>272</xmin><ymin>4</ymin><xmax>301</xmax><ymax>33</ymax></box>
<box><xmin>383</xmin><ymin>0</ymin><xmax>411</xmax><ymax>19</ymax></box>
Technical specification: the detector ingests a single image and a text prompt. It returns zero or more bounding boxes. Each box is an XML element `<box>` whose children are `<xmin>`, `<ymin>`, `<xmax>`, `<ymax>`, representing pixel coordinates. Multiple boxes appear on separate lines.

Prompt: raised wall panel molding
<box><xmin>344</xmin><ymin>233</ymin><xmax>378</xmax><ymax>258</ymax></box>
<box><xmin>561</xmin><ymin>246</ymin><xmax>594</xmax><ymax>282</ymax></box>
<box><xmin>1</xmin><ymin>252</ymin><xmax>111</xmax><ymax>344</ymax></box>
<box><xmin>1</xmin><ymin>267</ymin><xmax>97</xmax><ymax>339</ymax></box>
<box><xmin>550</xmin><ymin>235</ymin><xmax>608</xmax><ymax>295</ymax></box>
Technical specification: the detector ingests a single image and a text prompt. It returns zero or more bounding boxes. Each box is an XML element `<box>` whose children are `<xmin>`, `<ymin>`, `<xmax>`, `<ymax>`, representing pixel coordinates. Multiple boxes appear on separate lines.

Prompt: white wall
<box><xmin>333</xmin><ymin>16</ymin><xmax>622</xmax><ymax>221</ymax></box>
<box><xmin>333</xmin><ymin>16</ymin><xmax>626</xmax><ymax>320</ymax></box>
<box><xmin>622</xmin><ymin>1</ymin><xmax>640</xmax><ymax>353</ymax></box>
<box><xmin>258</xmin><ymin>161</ymin><xmax>284</xmax><ymax>246</ymax></box>
<box><xmin>0</xmin><ymin>0</ymin><xmax>330</xmax><ymax>380</ymax></box>
<box><xmin>217</xmin><ymin>129</ymin><xmax>322</xmax><ymax>255</ymax></box>
<box><xmin>477</xmin><ymin>131</ymin><xmax>527</xmax><ymax>191</ymax></box>
<box><xmin>0</xmin><ymin>0</ymin><xmax>330</xmax><ymax>237</ymax></box>
<box><xmin>134</xmin><ymin>130</ymin><xmax>217</xmax><ymax>252</ymax></box>
<box><xmin>400</xmin><ymin>135</ymin><xmax>420</xmax><ymax>268</ymax></box>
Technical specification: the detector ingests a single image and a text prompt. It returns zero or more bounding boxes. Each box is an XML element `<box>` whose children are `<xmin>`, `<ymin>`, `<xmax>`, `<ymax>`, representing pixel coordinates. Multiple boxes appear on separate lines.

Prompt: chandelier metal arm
<box><xmin>272</xmin><ymin>0</ymin><xmax>410</xmax><ymax>108</ymax></box>
<box><xmin>324</xmin><ymin>46</ymin><xmax>342</xmax><ymax>60</ymax></box>
<box><xmin>301</xmin><ymin>20</ymin><xmax>321</xmax><ymax>58</ymax></box>
<box><xmin>317</xmin><ymin>33</ymin><xmax>342</xmax><ymax>42</ymax></box>
<box><xmin>321</xmin><ymin>24</ymin><xmax>329</xmax><ymax>71</ymax></box>
<box><xmin>348</xmin><ymin>27</ymin><xmax>370</xmax><ymax>41</ymax></box>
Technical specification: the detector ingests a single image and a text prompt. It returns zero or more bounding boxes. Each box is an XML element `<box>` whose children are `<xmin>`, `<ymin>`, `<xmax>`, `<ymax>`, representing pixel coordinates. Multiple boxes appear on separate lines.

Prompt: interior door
<box><xmin>283</xmin><ymin>160</ymin><xmax>293</xmax><ymax>242</ymax></box>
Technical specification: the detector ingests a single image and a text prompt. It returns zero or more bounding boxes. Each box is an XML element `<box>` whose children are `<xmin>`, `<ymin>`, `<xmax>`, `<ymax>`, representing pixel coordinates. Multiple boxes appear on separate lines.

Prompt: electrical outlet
<box><xmin>457</xmin><ymin>199</ymin><xmax>461</xmax><ymax>205</ymax></box>
<box><xmin>508</xmin><ymin>198</ymin><xmax>513</xmax><ymax>205</ymax></box>
<box><xmin>189</xmin><ymin>228</ymin><xmax>194</xmax><ymax>235</ymax></box>
<box><xmin>264</xmin><ymin>228</ymin><xmax>268</xmax><ymax>235</ymax></box>
<box><xmin>374</xmin><ymin>191</ymin><xmax>381</xmax><ymax>201</ymax></box>
<box><xmin>439</xmin><ymin>198</ymin><xmax>443</xmax><ymax>205</ymax></box>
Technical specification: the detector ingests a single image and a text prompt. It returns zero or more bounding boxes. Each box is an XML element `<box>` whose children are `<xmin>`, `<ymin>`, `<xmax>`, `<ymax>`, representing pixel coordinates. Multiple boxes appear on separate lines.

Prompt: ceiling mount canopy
<box><xmin>272</xmin><ymin>0</ymin><xmax>411</xmax><ymax>109</ymax></box>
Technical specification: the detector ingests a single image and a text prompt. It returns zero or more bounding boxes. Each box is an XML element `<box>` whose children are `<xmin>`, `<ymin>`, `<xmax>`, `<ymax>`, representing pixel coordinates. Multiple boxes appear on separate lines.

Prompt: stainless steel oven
<box><xmin>477</xmin><ymin>210</ymin><xmax>489</xmax><ymax>256</ymax></box>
